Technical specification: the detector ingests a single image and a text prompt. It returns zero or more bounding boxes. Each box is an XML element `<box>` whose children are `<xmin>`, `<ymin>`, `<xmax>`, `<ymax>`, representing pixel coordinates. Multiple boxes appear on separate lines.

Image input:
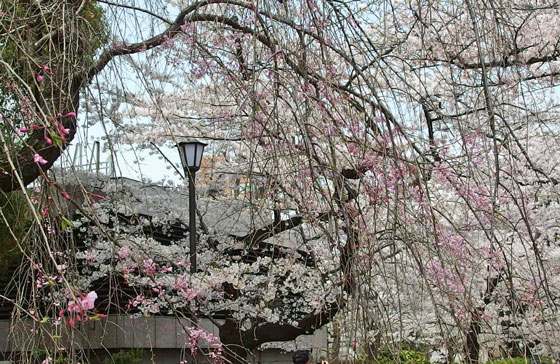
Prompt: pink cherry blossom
<box><xmin>142</xmin><ymin>258</ymin><xmax>156</xmax><ymax>276</ymax></box>
<box><xmin>33</xmin><ymin>153</ymin><xmax>47</xmax><ymax>165</ymax></box>
<box><xmin>81</xmin><ymin>291</ymin><xmax>97</xmax><ymax>310</ymax></box>
<box><xmin>67</xmin><ymin>291</ymin><xmax>97</xmax><ymax>313</ymax></box>
<box><xmin>118</xmin><ymin>246</ymin><xmax>132</xmax><ymax>259</ymax></box>
<box><xmin>41</xmin><ymin>65</ymin><xmax>53</xmax><ymax>75</ymax></box>
<box><xmin>59</xmin><ymin>125</ymin><xmax>70</xmax><ymax>135</ymax></box>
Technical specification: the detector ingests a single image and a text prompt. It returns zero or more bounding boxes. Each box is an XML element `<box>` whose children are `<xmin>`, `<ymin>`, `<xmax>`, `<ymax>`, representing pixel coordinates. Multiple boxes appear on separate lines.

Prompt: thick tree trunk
<box><xmin>330</xmin><ymin>320</ymin><xmax>341</xmax><ymax>362</ymax></box>
<box><xmin>219</xmin><ymin>319</ymin><xmax>251</xmax><ymax>364</ymax></box>
<box><xmin>218</xmin><ymin>297</ymin><xmax>345</xmax><ymax>364</ymax></box>
<box><xmin>0</xmin><ymin>1</ymin><xmax>84</xmax><ymax>192</ymax></box>
<box><xmin>465</xmin><ymin>272</ymin><xmax>502</xmax><ymax>363</ymax></box>
<box><xmin>0</xmin><ymin>102</ymin><xmax>79</xmax><ymax>192</ymax></box>
<box><xmin>466</xmin><ymin>311</ymin><xmax>481</xmax><ymax>363</ymax></box>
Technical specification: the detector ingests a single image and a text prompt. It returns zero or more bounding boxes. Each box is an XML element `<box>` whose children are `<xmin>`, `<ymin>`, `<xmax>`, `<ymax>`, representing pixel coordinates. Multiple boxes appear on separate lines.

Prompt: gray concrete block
<box><xmin>155</xmin><ymin>316</ymin><xmax>177</xmax><ymax>348</ymax></box>
<box><xmin>85</xmin><ymin>317</ymin><xmax>104</xmax><ymax>348</ymax></box>
<box><xmin>176</xmin><ymin>317</ymin><xmax>193</xmax><ymax>348</ymax></box>
<box><xmin>117</xmin><ymin>315</ymin><xmax>134</xmax><ymax>348</ymax></box>
<box><xmin>131</xmin><ymin>316</ymin><xmax>155</xmax><ymax>348</ymax></box>
<box><xmin>100</xmin><ymin>316</ymin><xmax>119</xmax><ymax>348</ymax></box>
<box><xmin>0</xmin><ymin>320</ymin><xmax>10</xmax><ymax>352</ymax></box>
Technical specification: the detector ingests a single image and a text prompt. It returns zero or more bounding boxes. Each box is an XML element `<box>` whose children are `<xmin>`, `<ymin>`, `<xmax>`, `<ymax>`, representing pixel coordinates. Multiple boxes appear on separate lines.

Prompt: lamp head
<box><xmin>177</xmin><ymin>140</ymin><xmax>207</xmax><ymax>172</ymax></box>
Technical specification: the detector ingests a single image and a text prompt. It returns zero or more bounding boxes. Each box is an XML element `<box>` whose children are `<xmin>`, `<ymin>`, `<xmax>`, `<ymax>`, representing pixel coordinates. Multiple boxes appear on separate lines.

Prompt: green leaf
<box><xmin>49</xmin><ymin>133</ymin><xmax>65</xmax><ymax>148</ymax></box>
<box><xmin>61</xmin><ymin>216</ymin><xmax>73</xmax><ymax>229</ymax></box>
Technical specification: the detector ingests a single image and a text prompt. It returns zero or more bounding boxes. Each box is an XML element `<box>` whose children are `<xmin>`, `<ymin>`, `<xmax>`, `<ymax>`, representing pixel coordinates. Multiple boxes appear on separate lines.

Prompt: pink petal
<box><xmin>67</xmin><ymin>300</ymin><xmax>79</xmax><ymax>313</ymax></box>
<box><xmin>19</xmin><ymin>127</ymin><xmax>29</xmax><ymax>133</ymax></box>
<box><xmin>62</xmin><ymin>112</ymin><xmax>76</xmax><ymax>118</ymax></box>
<box><xmin>59</xmin><ymin>125</ymin><xmax>70</xmax><ymax>135</ymax></box>
<box><xmin>33</xmin><ymin>153</ymin><xmax>48</xmax><ymax>165</ymax></box>
<box><xmin>82</xmin><ymin>291</ymin><xmax>98</xmax><ymax>309</ymax></box>
<box><xmin>35</xmin><ymin>74</ymin><xmax>43</xmax><ymax>82</ymax></box>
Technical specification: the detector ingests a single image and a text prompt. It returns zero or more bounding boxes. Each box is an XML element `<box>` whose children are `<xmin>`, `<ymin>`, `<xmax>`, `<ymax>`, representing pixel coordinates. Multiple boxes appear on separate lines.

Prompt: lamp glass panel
<box><xmin>177</xmin><ymin>144</ymin><xmax>186</xmax><ymax>169</ymax></box>
<box><xmin>184</xmin><ymin>143</ymin><xmax>197</xmax><ymax>167</ymax></box>
<box><xmin>195</xmin><ymin>144</ymin><xmax>205</xmax><ymax>168</ymax></box>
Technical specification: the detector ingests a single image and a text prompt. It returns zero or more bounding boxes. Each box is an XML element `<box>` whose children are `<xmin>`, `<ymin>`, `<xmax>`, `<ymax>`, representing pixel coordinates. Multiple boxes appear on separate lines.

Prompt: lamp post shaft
<box><xmin>188</xmin><ymin>170</ymin><xmax>197</xmax><ymax>274</ymax></box>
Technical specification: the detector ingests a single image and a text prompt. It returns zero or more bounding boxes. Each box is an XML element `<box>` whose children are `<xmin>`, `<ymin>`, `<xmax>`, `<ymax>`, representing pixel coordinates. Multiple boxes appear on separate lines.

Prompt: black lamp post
<box><xmin>177</xmin><ymin>140</ymin><xmax>207</xmax><ymax>274</ymax></box>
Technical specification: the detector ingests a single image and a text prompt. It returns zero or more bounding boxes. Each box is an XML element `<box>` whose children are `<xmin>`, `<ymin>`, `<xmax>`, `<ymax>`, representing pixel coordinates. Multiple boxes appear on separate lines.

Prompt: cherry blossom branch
<box><xmin>95</xmin><ymin>0</ymin><xmax>172</xmax><ymax>24</ymax></box>
<box><xmin>242</xmin><ymin>298</ymin><xmax>342</xmax><ymax>346</ymax></box>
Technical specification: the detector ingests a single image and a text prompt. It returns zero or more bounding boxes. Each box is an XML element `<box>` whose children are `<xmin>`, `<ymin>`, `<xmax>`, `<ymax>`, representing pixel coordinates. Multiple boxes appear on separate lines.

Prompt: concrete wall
<box><xmin>0</xmin><ymin>316</ymin><xmax>219</xmax><ymax>352</ymax></box>
<box><xmin>1</xmin><ymin>316</ymin><xmax>329</xmax><ymax>364</ymax></box>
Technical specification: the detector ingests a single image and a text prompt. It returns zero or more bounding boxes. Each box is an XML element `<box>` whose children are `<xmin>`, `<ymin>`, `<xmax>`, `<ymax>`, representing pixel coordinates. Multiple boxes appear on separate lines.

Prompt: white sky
<box><xmin>60</xmin><ymin>121</ymin><xmax>185</xmax><ymax>186</ymax></box>
<box><xmin>54</xmin><ymin>1</ymin><xmax>189</xmax><ymax>186</ymax></box>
